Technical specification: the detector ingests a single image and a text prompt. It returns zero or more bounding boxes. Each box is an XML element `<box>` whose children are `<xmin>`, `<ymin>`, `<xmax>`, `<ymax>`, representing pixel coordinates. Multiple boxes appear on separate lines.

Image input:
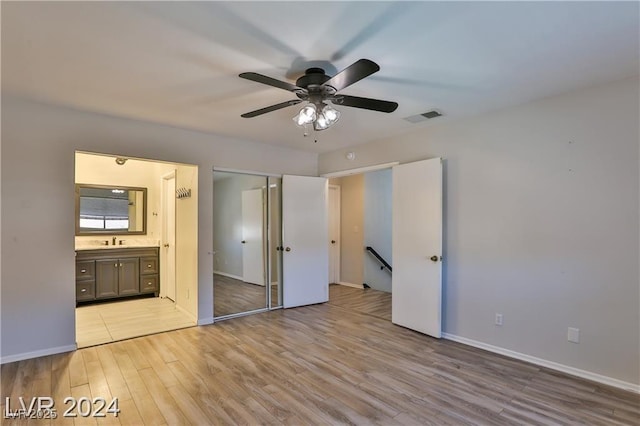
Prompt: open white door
<box><xmin>162</xmin><ymin>172</ymin><xmax>177</xmax><ymax>302</ymax></box>
<box><xmin>282</xmin><ymin>175</ymin><xmax>329</xmax><ymax>308</ymax></box>
<box><xmin>242</xmin><ymin>188</ymin><xmax>265</xmax><ymax>285</ymax></box>
<box><xmin>392</xmin><ymin>158</ymin><xmax>443</xmax><ymax>338</ymax></box>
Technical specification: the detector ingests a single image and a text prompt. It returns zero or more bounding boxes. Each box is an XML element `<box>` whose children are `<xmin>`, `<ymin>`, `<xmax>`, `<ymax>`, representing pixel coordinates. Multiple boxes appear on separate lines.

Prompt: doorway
<box><xmin>324</xmin><ymin>159</ymin><xmax>443</xmax><ymax>338</ymax></box>
<box><xmin>74</xmin><ymin>152</ymin><xmax>198</xmax><ymax>348</ymax></box>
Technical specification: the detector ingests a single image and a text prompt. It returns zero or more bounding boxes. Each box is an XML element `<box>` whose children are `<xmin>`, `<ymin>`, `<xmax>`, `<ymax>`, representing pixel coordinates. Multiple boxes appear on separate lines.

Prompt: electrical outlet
<box><xmin>495</xmin><ymin>313</ymin><xmax>503</xmax><ymax>326</ymax></box>
<box><xmin>568</xmin><ymin>327</ymin><xmax>580</xmax><ymax>343</ymax></box>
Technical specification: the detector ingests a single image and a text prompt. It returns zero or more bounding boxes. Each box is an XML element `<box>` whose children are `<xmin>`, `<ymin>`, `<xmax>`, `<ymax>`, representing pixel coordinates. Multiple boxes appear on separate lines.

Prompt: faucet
<box><xmin>112</xmin><ymin>236</ymin><xmax>117</xmax><ymax>246</ymax></box>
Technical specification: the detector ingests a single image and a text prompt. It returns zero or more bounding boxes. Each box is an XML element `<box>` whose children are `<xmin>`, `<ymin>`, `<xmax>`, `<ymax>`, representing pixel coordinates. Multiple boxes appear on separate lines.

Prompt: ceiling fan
<box><xmin>239</xmin><ymin>59</ymin><xmax>398</xmax><ymax>131</ymax></box>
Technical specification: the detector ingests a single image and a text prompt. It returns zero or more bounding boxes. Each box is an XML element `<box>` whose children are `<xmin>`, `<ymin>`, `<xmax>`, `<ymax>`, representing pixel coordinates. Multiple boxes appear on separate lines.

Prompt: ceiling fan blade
<box><xmin>331</xmin><ymin>95</ymin><xmax>398</xmax><ymax>113</ymax></box>
<box><xmin>239</xmin><ymin>72</ymin><xmax>303</xmax><ymax>92</ymax></box>
<box><xmin>323</xmin><ymin>59</ymin><xmax>380</xmax><ymax>92</ymax></box>
<box><xmin>241</xmin><ymin>99</ymin><xmax>302</xmax><ymax>118</ymax></box>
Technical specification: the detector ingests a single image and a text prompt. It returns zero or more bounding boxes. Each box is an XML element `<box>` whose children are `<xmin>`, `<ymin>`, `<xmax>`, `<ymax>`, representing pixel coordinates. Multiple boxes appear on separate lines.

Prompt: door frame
<box><xmin>321</xmin><ymin>159</ymin><xmax>443</xmax><ymax>337</ymax></box>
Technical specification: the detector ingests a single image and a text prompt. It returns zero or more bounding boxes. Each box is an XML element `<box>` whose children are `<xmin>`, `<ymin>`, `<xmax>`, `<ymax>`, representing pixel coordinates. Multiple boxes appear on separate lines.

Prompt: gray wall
<box><xmin>212</xmin><ymin>173</ymin><xmax>267</xmax><ymax>278</ymax></box>
<box><xmin>1</xmin><ymin>96</ymin><xmax>316</xmax><ymax>361</ymax></box>
<box><xmin>363</xmin><ymin>169</ymin><xmax>392</xmax><ymax>292</ymax></box>
<box><xmin>319</xmin><ymin>77</ymin><xmax>640</xmax><ymax>387</ymax></box>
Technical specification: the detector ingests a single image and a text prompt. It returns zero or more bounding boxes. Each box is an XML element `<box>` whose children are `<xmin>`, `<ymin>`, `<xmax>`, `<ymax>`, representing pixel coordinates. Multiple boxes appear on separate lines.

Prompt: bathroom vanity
<box><xmin>75</xmin><ymin>247</ymin><xmax>159</xmax><ymax>303</ymax></box>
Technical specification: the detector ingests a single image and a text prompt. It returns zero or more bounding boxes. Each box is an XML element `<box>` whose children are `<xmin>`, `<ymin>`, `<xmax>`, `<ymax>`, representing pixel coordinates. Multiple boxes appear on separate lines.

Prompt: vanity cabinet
<box><xmin>95</xmin><ymin>258</ymin><xmax>139</xmax><ymax>298</ymax></box>
<box><xmin>76</xmin><ymin>247</ymin><xmax>159</xmax><ymax>303</ymax></box>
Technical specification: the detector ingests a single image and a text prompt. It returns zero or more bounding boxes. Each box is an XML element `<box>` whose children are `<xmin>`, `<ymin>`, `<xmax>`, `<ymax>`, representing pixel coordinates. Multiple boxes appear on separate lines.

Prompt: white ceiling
<box><xmin>2</xmin><ymin>1</ymin><xmax>638</xmax><ymax>154</ymax></box>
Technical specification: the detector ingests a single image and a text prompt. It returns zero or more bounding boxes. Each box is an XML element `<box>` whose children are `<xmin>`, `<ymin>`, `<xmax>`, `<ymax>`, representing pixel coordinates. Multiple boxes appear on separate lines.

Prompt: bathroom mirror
<box><xmin>75</xmin><ymin>184</ymin><xmax>147</xmax><ymax>235</ymax></box>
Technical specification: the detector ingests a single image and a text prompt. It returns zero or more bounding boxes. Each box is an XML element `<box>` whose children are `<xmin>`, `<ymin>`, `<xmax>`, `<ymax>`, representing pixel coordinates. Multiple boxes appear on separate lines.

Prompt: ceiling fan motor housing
<box><xmin>295</xmin><ymin>68</ymin><xmax>337</xmax><ymax>103</ymax></box>
<box><xmin>296</xmin><ymin>68</ymin><xmax>331</xmax><ymax>88</ymax></box>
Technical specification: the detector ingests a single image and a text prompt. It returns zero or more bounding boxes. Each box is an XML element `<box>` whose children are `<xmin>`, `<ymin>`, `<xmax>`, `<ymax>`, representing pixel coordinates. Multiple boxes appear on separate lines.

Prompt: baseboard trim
<box><xmin>336</xmin><ymin>281</ymin><xmax>364</xmax><ymax>289</ymax></box>
<box><xmin>442</xmin><ymin>333</ymin><xmax>640</xmax><ymax>394</ymax></box>
<box><xmin>213</xmin><ymin>270</ymin><xmax>244</xmax><ymax>281</ymax></box>
<box><xmin>1</xmin><ymin>344</ymin><xmax>77</xmax><ymax>365</ymax></box>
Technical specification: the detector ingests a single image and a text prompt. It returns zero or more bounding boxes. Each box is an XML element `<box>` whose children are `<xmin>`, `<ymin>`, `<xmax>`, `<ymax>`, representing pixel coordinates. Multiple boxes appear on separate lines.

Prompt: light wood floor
<box><xmin>76</xmin><ymin>297</ymin><xmax>195</xmax><ymax>348</ymax></box>
<box><xmin>214</xmin><ymin>274</ymin><xmax>279</xmax><ymax>317</ymax></box>
<box><xmin>329</xmin><ymin>283</ymin><xmax>392</xmax><ymax>321</ymax></box>
<box><xmin>3</xmin><ymin>286</ymin><xmax>639</xmax><ymax>425</ymax></box>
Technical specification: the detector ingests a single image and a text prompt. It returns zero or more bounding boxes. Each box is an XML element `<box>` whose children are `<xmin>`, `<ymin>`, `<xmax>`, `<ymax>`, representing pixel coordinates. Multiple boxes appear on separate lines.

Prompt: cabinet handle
<box><xmin>147</xmin><ymin>264</ymin><xmax>152</xmax><ymax>268</ymax></box>
<box><xmin>81</xmin><ymin>288</ymin><xmax>86</xmax><ymax>292</ymax></box>
<box><xmin>119</xmin><ymin>263</ymin><xmax>123</xmax><ymax>267</ymax></box>
<box><xmin>114</xmin><ymin>263</ymin><xmax>118</xmax><ymax>268</ymax></box>
<box><xmin>80</xmin><ymin>269</ymin><xmax>86</xmax><ymax>273</ymax></box>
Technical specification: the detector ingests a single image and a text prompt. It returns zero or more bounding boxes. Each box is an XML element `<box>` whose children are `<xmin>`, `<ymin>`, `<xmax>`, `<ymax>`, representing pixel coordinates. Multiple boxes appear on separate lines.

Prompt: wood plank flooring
<box><xmin>214</xmin><ymin>274</ymin><xmax>279</xmax><ymax>317</ymax></box>
<box><xmin>328</xmin><ymin>283</ymin><xmax>392</xmax><ymax>321</ymax></box>
<box><xmin>2</xmin><ymin>286</ymin><xmax>638</xmax><ymax>425</ymax></box>
<box><xmin>76</xmin><ymin>297</ymin><xmax>195</xmax><ymax>348</ymax></box>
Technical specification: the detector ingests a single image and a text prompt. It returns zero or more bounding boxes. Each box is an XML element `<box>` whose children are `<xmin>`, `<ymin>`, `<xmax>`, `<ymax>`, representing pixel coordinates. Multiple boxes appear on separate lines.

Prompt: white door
<box><xmin>162</xmin><ymin>172</ymin><xmax>177</xmax><ymax>302</ymax></box>
<box><xmin>282</xmin><ymin>175</ymin><xmax>329</xmax><ymax>308</ymax></box>
<box><xmin>392</xmin><ymin>158</ymin><xmax>443</xmax><ymax>338</ymax></box>
<box><xmin>242</xmin><ymin>188</ymin><xmax>265</xmax><ymax>286</ymax></box>
<box><xmin>328</xmin><ymin>185</ymin><xmax>341</xmax><ymax>284</ymax></box>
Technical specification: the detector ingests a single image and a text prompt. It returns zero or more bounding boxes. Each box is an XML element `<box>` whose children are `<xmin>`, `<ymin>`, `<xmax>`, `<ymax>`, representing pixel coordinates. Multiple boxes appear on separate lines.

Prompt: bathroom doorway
<box><xmin>74</xmin><ymin>151</ymin><xmax>199</xmax><ymax>348</ymax></box>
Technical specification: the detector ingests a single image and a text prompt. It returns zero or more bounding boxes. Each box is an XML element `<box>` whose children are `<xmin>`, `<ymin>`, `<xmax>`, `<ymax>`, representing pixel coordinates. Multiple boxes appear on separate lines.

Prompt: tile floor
<box><xmin>75</xmin><ymin>297</ymin><xmax>195</xmax><ymax>348</ymax></box>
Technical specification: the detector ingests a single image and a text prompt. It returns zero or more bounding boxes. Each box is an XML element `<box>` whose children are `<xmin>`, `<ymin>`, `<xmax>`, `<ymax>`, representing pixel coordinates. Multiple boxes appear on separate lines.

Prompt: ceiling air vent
<box><xmin>404</xmin><ymin>110</ymin><xmax>443</xmax><ymax>123</ymax></box>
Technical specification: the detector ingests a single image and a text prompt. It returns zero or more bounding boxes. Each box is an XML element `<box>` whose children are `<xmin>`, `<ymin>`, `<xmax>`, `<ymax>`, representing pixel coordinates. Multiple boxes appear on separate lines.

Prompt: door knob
<box><xmin>285</xmin><ymin>247</ymin><xmax>291</xmax><ymax>252</ymax></box>
<box><xmin>331</xmin><ymin>240</ymin><xmax>336</xmax><ymax>244</ymax></box>
<box><xmin>241</xmin><ymin>240</ymin><xmax>246</xmax><ymax>244</ymax></box>
<box><xmin>163</xmin><ymin>243</ymin><xmax>169</xmax><ymax>248</ymax></box>
<box><xmin>276</xmin><ymin>247</ymin><xmax>280</xmax><ymax>251</ymax></box>
<box><xmin>430</xmin><ymin>255</ymin><xmax>440</xmax><ymax>262</ymax></box>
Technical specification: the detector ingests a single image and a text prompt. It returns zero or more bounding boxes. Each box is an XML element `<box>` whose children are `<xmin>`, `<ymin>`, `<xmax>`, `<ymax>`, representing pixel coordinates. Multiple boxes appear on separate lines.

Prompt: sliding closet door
<box><xmin>392</xmin><ymin>158</ymin><xmax>443</xmax><ymax>338</ymax></box>
<box><xmin>282</xmin><ymin>175</ymin><xmax>329</xmax><ymax>308</ymax></box>
<box><xmin>213</xmin><ymin>172</ymin><xmax>268</xmax><ymax>318</ymax></box>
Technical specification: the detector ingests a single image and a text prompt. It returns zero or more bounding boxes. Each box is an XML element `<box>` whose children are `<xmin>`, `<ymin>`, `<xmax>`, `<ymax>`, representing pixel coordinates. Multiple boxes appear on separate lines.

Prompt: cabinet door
<box><xmin>96</xmin><ymin>259</ymin><xmax>119</xmax><ymax>298</ymax></box>
<box><xmin>118</xmin><ymin>258</ymin><xmax>140</xmax><ymax>296</ymax></box>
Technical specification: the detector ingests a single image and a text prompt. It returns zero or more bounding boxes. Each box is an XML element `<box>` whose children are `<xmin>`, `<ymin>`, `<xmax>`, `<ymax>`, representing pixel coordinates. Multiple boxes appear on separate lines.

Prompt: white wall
<box><xmin>319</xmin><ymin>77</ymin><xmax>640</xmax><ymax>387</ymax></box>
<box><xmin>173</xmin><ymin>163</ymin><xmax>199</xmax><ymax>318</ymax></box>
<box><xmin>363</xmin><ymin>169</ymin><xmax>392</xmax><ymax>292</ymax></box>
<box><xmin>0</xmin><ymin>96</ymin><xmax>316</xmax><ymax>362</ymax></box>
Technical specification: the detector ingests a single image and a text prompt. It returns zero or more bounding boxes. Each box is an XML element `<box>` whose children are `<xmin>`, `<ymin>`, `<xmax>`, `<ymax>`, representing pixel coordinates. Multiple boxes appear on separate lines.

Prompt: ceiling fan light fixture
<box><xmin>322</xmin><ymin>105</ymin><xmax>340</xmax><ymax>124</ymax></box>
<box><xmin>293</xmin><ymin>104</ymin><xmax>317</xmax><ymax>126</ymax></box>
<box><xmin>313</xmin><ymin>104</ymin><xmax>341</xmax><ymax>131</ymax></box>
